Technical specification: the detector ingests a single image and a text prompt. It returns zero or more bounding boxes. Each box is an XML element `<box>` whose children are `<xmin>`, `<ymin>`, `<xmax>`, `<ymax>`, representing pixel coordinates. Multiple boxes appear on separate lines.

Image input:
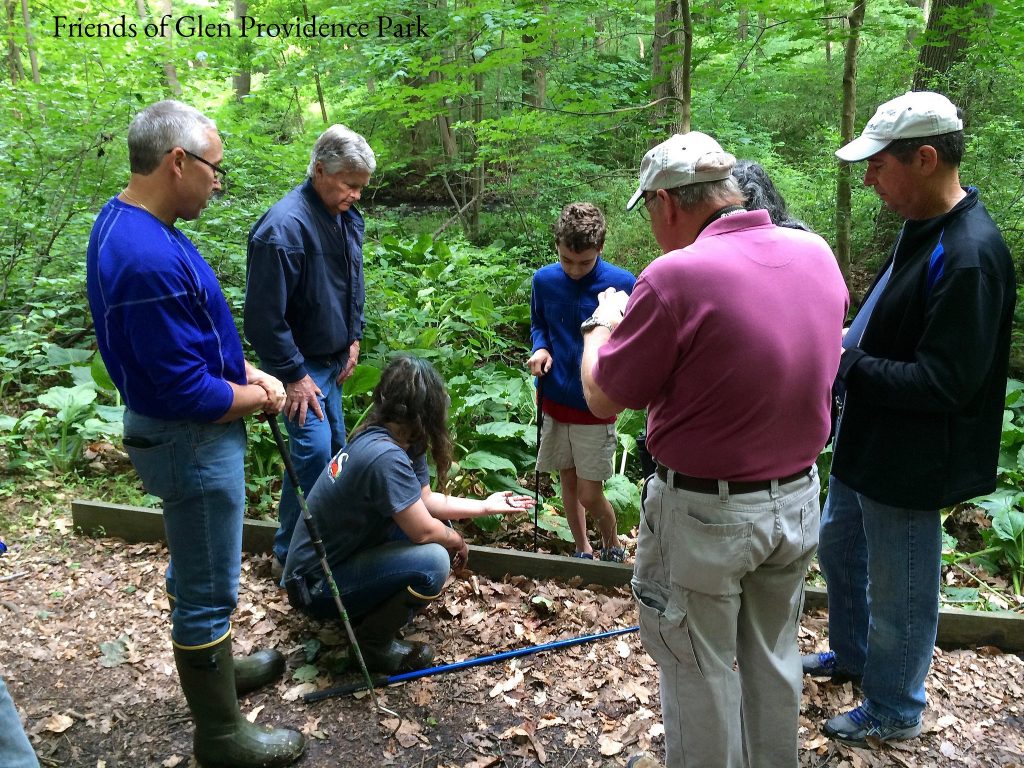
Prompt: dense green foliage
<box><xmin>2</xmin><ymin>0</ymin><xmax>1023</xmax><ymax>579</ymax></box>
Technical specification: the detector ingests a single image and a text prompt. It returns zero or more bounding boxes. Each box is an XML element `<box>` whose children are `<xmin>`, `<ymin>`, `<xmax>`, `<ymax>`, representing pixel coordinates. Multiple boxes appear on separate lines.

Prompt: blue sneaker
<box><xmin>802</xmin><ymin>650</ymin><xmax>860</xmax><ymax>685</ymax></box>
<box><xmin>823</xmin><ymin>705</ymin><xmax>921</xmax><ymax>748</ymax></box>
<box><xmin>570</xmin><ymin>551</ymin><xmax>594</xmax><ymax>559</ymax></box>
<box><xmin>599</xmin><ymin>546</ymin><xmax>627</xmax><ymax>563</ymax></box>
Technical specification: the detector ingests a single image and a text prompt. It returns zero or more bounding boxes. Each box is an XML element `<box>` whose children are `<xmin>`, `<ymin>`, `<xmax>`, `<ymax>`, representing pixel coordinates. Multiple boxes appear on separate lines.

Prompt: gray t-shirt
<box><xmin>283</xmin><ymin>426</ymin><xmax>430</xmax><ymax>581</ymax></box>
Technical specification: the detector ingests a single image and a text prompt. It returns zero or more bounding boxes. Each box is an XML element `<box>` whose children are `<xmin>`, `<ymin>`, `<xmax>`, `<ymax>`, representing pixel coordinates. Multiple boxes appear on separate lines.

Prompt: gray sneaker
<box><xmin>823</xmin><ymin>705</ymin><xmax>921</xmax><ymax>748</ymax></box>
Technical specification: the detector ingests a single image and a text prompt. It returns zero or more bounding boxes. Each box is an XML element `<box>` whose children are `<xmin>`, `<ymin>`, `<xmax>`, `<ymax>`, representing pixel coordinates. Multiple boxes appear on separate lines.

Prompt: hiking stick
<box><xmin>534</xmin><ymin>375</ymin><xmax>544</xmax><ymax>553</ymax></box>
<box><xmin>268</xmin><ymin>417</ymin><xmax>397</xmax><ymax>718</ymax></box>
<box><xmin>304</xmin><ymin>625</ymin><xmax>639</xmax><ymax>703</ymax></box>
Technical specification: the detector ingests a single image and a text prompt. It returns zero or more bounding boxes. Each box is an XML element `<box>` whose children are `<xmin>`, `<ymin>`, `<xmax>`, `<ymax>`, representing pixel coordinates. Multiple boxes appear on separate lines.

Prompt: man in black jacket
<box><xmin>807</xmin><ymin>91</ymin><xmax>1016</xmax><ymax>747</ymax></box>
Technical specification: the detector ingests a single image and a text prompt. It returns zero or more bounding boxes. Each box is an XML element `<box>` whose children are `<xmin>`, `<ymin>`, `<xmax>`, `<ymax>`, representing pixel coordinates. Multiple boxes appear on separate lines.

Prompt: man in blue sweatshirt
<box><xmin>86</xmin><ymin>100</ymin><xmax>303</xmax><ymax>767</ymax></box>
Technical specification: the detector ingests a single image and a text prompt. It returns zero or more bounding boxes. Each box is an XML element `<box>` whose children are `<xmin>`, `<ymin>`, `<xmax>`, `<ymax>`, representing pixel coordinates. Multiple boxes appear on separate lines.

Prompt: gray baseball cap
<box><xmin>627</xmin><ymin>132</ymin><xmax>737</xmax><ymax>211</ymax></box>
<box><xmin>836</xmin><ymin>91</ymin><xmax>963</xmax><ymax>162</ymax></box>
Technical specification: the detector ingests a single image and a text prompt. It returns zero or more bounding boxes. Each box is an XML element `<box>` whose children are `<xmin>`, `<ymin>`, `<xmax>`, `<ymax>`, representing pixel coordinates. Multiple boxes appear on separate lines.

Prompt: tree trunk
<box><xmin>823</xmin><ymin>0</ymin><xmax>834</xmax><ymax>63</ymax></box>
<box><xmin>300</xmin><ymin>0</ymin><xmax>328</xmax><ymax>123</ymax></box>
<box><xmin>151</xmin><ymin>0</ymin><xmax>182</xmax><ymax>96</ymax></box>
<box><xmin>5</xmin><ymin>0</ymin><xmax>23</xmax><ymax>84</ymax></box>
<box><xmin>652</xmin><ymin>0</ymin><xmax>691</xmax><ymax>134</ymax></box>
<box><xmin>19</xmin><ymin>0</ymin><xmax>37</xmax><ymax>83</ymax></box>
<box><xmin>912</xmin><ymin>0</ymin><xmax>972</xmax><ymax>95</ymax></box>
<box><xmin>835</xmin><ymin>0</ymin><xmax>866</xmax><ymax>281</ymax></box>
<box><xmin>905</xmin><ymin>0</ymin><xmax>926</xmax><ymax>47</ymax></box>
<box><xmin>469</xmin><ymin>70</ymin><xmax>485</xmax><ymax>241</ymax></box>
<box><xmin>522</xmin><ymin>34</ymin><xmax>546</xmax><ymax>107</ymax></box>
<box><xmin>232</xmin><ymin>0</ymin><xmax>251</xmax><ymax>100</ymax></box>
<box><xmin>676</xmin><ymin>0</ymin><xmax>692</xmax><ymax>133</ymax></box>
<box><xmin>738</xmin><ymin>6</ymin><xmax>748</xmax><ymax>41</ymax></box>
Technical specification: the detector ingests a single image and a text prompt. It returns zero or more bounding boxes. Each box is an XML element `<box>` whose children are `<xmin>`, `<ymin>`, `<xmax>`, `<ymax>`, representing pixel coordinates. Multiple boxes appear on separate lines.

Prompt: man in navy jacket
<box><xmin>245</xmin><ymin>125</ymin><xmax>375</xmax><ymax>577</ymax></box>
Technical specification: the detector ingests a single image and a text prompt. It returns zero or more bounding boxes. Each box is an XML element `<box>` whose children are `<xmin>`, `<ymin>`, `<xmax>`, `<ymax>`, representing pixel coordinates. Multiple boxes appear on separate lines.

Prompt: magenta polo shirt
<box><xmin>593</xmin><ymin>209</ymin><xmax>849</xmax><ymax>481</ymax></box>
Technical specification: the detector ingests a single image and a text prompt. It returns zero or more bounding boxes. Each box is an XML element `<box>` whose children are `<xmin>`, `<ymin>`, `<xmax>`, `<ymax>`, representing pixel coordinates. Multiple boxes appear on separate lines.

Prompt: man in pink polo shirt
<box><xmin>581</xmin><ymin>132</ymin><xmax>848</xmax><ymax>768</ymax></box>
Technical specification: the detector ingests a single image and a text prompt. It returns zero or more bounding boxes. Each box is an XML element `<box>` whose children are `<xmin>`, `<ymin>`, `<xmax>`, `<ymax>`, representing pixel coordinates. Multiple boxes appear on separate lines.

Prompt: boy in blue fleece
<box><xmin>527</xmin><ymin>203</ymin><xmax>636</xmax><ymax>560</ymax></box>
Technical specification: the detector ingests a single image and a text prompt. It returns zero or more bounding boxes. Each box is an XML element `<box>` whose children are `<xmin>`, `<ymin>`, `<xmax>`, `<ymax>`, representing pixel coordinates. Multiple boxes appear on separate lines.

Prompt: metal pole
<box><xmin>268</xmin><ymin>417</ymin><xmax>396</xmax><ymax>717</ymax></box>
<box><xmin>304</xmin><ymin>625</ymin><xmax>639</xmax><ymax>703</ymax></box>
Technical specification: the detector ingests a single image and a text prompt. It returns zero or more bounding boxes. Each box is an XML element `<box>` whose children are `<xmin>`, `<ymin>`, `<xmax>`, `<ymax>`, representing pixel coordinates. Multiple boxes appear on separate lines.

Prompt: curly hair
<box><xmin>731</xmin><ymin>160</ymin><xmax>811</xmax><ymax>231</ymax></box>
<box><xmin>357</xmin><ymin>355</ymin><xmax>453</xmax><ymax>491</ymax></box>
<box><xmin>554</xmin><ymin>202</ymin><xmax>606</xmax><ymax>253</ymax></box>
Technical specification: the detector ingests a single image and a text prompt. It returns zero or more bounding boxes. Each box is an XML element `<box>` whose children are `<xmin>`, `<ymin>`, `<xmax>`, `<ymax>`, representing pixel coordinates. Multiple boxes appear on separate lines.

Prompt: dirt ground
<box><xmin>2</xmin><ymin>507</ymin><xmax>1023</xmax><ymax>768</ymax></box>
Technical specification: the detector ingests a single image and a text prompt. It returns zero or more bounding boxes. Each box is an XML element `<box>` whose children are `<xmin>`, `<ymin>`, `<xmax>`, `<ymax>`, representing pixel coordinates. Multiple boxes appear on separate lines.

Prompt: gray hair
<box><xmin>307</xmin><ymin>124</ymin><xmax>376</xmax><ymax>178</ymax></box>
<box><xmin>664</xmin><ymin>177</ymin><xmax>744</xmax><ymax>211</ymax></box>
<box><xmin>127</xmin><ymin>100</ymin><xmax>217</xmax><ymax>175</ymax></box>
<box><xmin>731</xmin><ymin>160</ymin><xmax>811</xmax><ymax>231</ymax></box>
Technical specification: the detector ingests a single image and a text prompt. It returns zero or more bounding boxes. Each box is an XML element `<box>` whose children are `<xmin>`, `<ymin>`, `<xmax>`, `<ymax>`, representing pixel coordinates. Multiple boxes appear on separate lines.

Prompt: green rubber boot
<box><xmin>234</xmin><ymin>649</ymin><xmax>286</xmax><ymax>696</ymax></box>
<box><xmin>173</xmin><ymin>635</ymin><xmax>305</xmax><ymax>768</ymax></box>
<box><xmin>354</xmin><ymin>587</ymin><xmax>437</xmax><ymax>674</ymax></box>
<box><xmin>167</xmin><ymin>595</ymin><xmax>284</xmax><ymax>696</ymax></box>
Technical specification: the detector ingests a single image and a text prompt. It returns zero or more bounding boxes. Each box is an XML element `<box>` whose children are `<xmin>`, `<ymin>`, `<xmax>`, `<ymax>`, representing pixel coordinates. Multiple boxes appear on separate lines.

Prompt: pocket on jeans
<box><xmin>124</xmin><ymin>440</ymin><xmax>179</xmax><ymax>503</ymax></box>
<box><xmin>672</xmin><ymin>513</ymin><xmax>752</xmax><ymax>595</ymax></box>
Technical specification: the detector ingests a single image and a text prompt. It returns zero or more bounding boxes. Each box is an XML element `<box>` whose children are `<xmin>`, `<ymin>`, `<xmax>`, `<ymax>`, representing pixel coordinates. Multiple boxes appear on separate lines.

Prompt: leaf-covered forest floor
<box><xmin>2</xmin><ymin>494</ymin><xmax>1023</xmax><ymax>768</ymax></box>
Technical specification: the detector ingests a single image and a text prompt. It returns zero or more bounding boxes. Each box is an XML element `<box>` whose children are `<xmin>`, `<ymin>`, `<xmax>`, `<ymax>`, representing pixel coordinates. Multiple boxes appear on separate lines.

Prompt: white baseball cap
<box><xmin>626</xmin><ymin>131</ymin><xmax>737</xmax><ymax>211</ymax></box>
<box><xmin>836</xmin><ymin>91</ymin><xmax>963</xmax><ymax>162</ymax></box>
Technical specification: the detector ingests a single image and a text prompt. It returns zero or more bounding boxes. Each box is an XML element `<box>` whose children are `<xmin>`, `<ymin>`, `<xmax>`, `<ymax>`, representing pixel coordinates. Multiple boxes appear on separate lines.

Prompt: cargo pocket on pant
<box><xmin>633</xmin><ymin>581</ymin><xmax>703</xmax><ymax>676</ymax></box>
<box><xmin>123</xmin><ymin>439</ymin><xmax>179</xmax><ymax>503</ymax></box>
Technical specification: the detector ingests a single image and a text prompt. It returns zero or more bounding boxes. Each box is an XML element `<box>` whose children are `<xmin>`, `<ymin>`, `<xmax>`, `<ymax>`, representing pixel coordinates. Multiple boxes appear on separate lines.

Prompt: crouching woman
<box><xmin>282</xmin><ymin>354</ymin><xmax>533</xmax><ymax>673</ymax></box>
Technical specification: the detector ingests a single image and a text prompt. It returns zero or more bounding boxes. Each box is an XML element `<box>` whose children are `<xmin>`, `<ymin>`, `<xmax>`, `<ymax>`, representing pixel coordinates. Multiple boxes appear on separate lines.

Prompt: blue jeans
<box><xmin>124</xmin><ymin>410</ymin><xmax>246</xmax><ymax>648</ymax></box>
<box><xmin>275</xmin><ymin>360</ymin><xmax>346</xmax><ymax>566</ymax></box>
<box><xmin>818</xmin><ymin>475</ymin><xmax>941</xmax><ymax>726</ymax></box>
<box><xmin>0</xmin><ymin>676</ymin><xmax>38</xmax><ymax>767</ymax></box>
<box><xmin>304</xmin><ymin>538</ymin><xmax>450</xmax><ymax>622</ymax></box>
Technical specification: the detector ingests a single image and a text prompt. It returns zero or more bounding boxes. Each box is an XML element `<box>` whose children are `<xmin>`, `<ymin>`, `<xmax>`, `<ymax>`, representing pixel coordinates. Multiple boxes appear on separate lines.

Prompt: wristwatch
<box><xmin>580</xmin><ymin>314</ymin><xmax>615</xmax><ymax>335</ymax></box>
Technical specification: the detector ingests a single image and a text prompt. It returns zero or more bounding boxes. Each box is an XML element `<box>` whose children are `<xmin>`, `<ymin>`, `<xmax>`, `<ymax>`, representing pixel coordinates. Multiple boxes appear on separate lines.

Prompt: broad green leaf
<box><xmin>459</xmin><ymin>451</ymin><xmax>517</xmax><ymax>473</ymax></box>
<box><xmin>343</xmin><ymin>364</ymin><xmax>381</xmax><ymax>398</ymax></box>
<box><xmin>38</xmin><ymin>384</ymin><xmax>96</xmax><ymax>415</ymax></box>
<box><xmin>91</xmin><ymin>353</ymin><xmax>116</xmax><ymax>392</ymax></box>
<box><xmin>292</xmin><ymin>664</ymin><xmax>319</xmax><ymax>682</ymax></box>
<box><xmin>98</xmin><ymin>636</ymin><xmax>129</xmax><ymax>668</ymax></box>
<box><xmin>476</xmin><ymin>421</ymin><xmax>528</xmax><ymax>439</ymax></box>
<box><xmin>940</xmin><ymin>586</ymin><xmax>979</xmax><ymax>604</ymax></box>
<box><xmin>45</xmin><ymin>345</ymin><xmax>93</xmax><ymax>366</ymax></box>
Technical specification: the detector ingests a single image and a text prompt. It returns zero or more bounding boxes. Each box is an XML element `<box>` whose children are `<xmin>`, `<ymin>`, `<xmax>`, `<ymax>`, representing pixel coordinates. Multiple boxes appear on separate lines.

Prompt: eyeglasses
<box><xmin>637</xmin><ymin>192</ymin><xmax>656</xmax><ymax>220</ymax></box>
<box><xmin>167</xmin><ymin>148</ymin><xmax>227</xmax><ymax>183</ymax></box>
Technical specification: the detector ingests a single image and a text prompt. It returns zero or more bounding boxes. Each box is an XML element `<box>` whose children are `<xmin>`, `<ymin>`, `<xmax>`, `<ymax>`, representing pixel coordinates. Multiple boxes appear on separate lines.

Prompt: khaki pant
<box><xmin>632</xmin><ymin>468</ymin><xmax>819</xmax><ymax>768</ymax></box>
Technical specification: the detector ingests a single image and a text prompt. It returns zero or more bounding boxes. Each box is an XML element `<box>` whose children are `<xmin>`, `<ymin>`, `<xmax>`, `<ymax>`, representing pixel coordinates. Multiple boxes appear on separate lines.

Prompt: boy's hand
<box><xmin>528</xmin><ymin>349</ymin><xmax>553</xmax><ymax>376</ymax></box>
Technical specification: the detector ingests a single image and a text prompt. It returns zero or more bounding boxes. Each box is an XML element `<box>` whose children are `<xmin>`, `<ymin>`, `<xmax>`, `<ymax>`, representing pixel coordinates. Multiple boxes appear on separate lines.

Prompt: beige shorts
<box><xmin>536</xmin><ymin>417</ymin><xmax>616</xmax><ymax>481</ymax></box>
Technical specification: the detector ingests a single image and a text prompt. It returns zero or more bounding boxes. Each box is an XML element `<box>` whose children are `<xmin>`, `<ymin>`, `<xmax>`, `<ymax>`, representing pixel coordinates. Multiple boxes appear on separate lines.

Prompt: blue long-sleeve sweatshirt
<box><xmin>86</xmin><ymin>199</ymin><xmax>244</xmax><ymax>422</ymax></box>
<box><xmin>244</xmin><ymin>180</ymin><xmax>366</xmax><ymax>383</ymax></box>
<box><xmin>531</xmin><ymin>257</ymin><xmax>635</xmax><ymax>411</ymax></box>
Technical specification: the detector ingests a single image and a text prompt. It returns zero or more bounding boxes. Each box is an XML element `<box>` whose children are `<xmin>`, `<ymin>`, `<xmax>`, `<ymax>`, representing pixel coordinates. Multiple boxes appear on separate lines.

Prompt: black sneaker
<box><xmin>802</xmin><ymin>650</ymin><xmax>860</xmax><ymax>685</ymax></box>
<box><xmin>823</xmin><ymin>705</ymin><xmax>921</xmax><ymax>748</ymax></box>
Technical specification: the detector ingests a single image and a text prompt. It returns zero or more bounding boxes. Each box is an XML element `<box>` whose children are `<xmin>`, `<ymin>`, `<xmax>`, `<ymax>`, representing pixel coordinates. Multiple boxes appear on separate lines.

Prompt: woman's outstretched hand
<box><xmin>483</xmin><ymin>491</ymin><xmax>536</xmax><ymax>515</ymax></box>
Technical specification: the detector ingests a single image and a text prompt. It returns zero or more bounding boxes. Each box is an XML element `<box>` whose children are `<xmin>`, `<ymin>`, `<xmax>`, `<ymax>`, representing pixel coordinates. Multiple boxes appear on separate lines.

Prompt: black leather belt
<box><xmin>655</xmin><ymin>463</ymin><xmax>811</xmax><ymax>494</ymax></box>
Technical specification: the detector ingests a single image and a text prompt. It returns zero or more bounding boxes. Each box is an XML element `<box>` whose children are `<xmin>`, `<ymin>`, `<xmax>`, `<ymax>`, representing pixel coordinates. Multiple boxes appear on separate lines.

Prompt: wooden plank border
<box><xmin>71</xmin><ymin>498</ymin><xmax>1024</xmax><ymax>652</ymax></box>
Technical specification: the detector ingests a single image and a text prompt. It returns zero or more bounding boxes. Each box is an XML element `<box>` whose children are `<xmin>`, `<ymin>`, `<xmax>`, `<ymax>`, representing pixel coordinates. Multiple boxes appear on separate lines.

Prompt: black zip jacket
<box><xmin>832</xmin><ymin>188</ymin><xmax>1016</xmax><ymax>509</ymax></box>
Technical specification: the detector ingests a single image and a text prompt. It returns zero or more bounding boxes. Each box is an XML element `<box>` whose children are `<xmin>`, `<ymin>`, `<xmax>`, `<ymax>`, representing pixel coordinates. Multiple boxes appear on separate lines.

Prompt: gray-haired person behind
<box><xmin>244</xmin><ymin>125</ymin><xmax>376</xmax><ymax>579</ymax></box>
